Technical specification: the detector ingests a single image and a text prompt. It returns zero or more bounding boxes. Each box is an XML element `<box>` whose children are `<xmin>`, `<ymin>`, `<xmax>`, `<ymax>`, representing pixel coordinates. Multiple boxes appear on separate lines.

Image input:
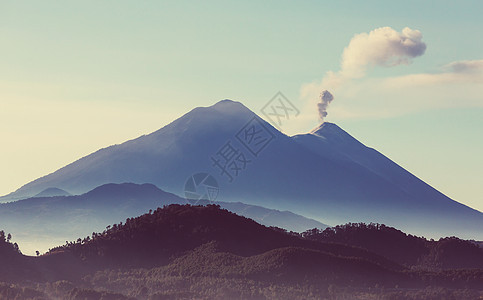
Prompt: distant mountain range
<box><xmin>0</xmin><ymin>183</ymin><xmax>326</xmax><ymax>254</ymax></box>
<box><xmin>1</xmin><ymin>100</ymin><xmax>481</xmax><ymax>239</ymax></box>
<box><xmin>0</xmin><ymin>205</ymin><xmax>481</xmax><ymax>299</ymax></box>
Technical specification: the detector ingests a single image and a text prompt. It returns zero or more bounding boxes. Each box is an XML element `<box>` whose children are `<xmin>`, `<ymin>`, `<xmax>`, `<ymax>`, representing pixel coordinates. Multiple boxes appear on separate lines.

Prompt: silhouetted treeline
<box><xmin>0</xmin><ymin>231</ymin><xmax>38</xmax><ymax>283</ymax></box>
<box><xmin>46</xmin><ymin>205</ymin><xmax>400</xmax><ymax>272</ymax></box>
<box><xmin>0</xmin><ymin>230</ymin><xmax>21</xmax><ymax>256</ymax></box>
<box><xmin>302</xmin><ymin>222</ymin><xmax>483</xmax><ymax>270</ymax></box>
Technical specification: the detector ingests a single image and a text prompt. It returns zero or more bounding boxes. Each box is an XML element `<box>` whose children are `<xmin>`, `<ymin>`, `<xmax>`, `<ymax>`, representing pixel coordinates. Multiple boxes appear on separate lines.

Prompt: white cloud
<box><xmin>340</xmin><ymin>26</ymin><xmax>426</xmax><ymax>79</ymax></box>
<box><xmin>382</xmin><ymin>59</ymin><xmax>483</xmax><ymax>89</ymax></box>
<box><xmin>324</xmin><ymin>60</ymin><xmax>483</xmax><ymax>120</ymax></box>
<box><xmin>300</xmin><ymin>25</ymin><xmax>482</xmax><ymax>122</ymax></box>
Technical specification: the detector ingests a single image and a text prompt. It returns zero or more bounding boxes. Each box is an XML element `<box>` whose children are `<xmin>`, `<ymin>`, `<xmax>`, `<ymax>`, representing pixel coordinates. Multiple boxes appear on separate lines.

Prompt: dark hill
<box><xmin>48</xmin><ymin>204</ymin><xmax>400</xmax><ymax>272</ymax></box>
<box><xmin>0</xmin><ymin>231</ymin><xmax>34</xmax><ymax>282</ymax></box>
<box><xmin>303</xmin><ymin>223</ymin><xmax>483</xmax><ymax>269</ymax></box>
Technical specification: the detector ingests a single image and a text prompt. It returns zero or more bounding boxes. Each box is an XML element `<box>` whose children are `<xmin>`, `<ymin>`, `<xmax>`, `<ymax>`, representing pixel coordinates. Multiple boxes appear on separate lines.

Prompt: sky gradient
<box><xmin>1</xmin><ymin>1</ymin><xmax>482</xmax><ymax>210</ymax></box>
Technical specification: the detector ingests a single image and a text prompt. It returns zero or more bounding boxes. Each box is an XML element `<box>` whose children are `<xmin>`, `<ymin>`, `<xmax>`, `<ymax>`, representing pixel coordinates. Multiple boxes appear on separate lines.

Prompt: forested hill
<box><xmin>47</xmin><ymin>204</ymin><xmax>399</xmax><ymax>271</ymax></box>
<box><xmin>303</xmin><ymin>222</ymin><xmax>483</xmax><ymax>269</ymax></box>
<box><xmin>0</xmin><ymin>205</ymin><xmax>482</xmax><ymax>299</ymax></box>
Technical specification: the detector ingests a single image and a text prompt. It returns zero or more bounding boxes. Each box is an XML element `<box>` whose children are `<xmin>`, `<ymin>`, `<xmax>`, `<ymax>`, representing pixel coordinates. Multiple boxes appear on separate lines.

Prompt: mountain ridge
<box><xmin>1</xmin><ymin>99</ymin><xmax>481</xmax><ymax>239</ymax></box>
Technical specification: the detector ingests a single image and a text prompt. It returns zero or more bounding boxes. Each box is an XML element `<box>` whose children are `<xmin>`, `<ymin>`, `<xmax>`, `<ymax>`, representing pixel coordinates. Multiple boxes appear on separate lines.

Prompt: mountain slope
<box><xmin>218</xmin><ymin>201</ymin><xmax>326</xmax><ymax>232</ymax></box>
<box><xmin>1</xmin><ymin>100</ymin><xmax>481</xmax><ymax>239</ymax></box>
<box><xmin>295</xmin><ymin>122</ymin><xmax>471</xmax><ymax>213</ymax></box>
<box><xmin>1</xmin><ymin>100</ymin><xmax>261</xmax><ymax>200</ymax></box>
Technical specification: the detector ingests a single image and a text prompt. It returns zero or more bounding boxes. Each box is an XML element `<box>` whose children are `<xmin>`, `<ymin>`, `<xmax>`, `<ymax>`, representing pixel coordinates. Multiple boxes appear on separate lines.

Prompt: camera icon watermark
<box><xmin>183</xmin><ymin>173</ymin><xmax>219</xmax><ymax>205</ymax></box>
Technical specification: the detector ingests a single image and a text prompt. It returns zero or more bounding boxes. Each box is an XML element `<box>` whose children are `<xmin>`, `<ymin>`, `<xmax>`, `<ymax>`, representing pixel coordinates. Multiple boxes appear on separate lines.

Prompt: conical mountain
<box><xmin>1</xmin><ymin>100</ymin><xmax>481</xmax><ymax>239</ymax></box>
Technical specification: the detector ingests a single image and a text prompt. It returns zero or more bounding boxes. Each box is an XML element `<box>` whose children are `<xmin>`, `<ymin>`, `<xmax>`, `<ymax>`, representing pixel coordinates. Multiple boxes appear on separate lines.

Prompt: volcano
<box><xmin>1</xmin><ymin>100</ymin><xmax>481</xmax><ymax>239</ymax></box>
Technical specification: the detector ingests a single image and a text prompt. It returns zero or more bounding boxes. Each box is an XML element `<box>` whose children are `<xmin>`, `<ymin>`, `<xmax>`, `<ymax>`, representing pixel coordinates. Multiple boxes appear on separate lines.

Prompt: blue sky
<box><xmin>0</xmin><ymin>1</ymin><xmax>482</xmax><ymax>210</ymax></box>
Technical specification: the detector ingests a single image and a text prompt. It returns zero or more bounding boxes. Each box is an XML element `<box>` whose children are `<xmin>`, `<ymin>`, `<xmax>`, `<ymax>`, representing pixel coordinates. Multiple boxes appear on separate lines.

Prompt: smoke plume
<box><xmin>317</xmin><ymin>90</ymin><xmax>334</xmax><ymax>123</ymax></box>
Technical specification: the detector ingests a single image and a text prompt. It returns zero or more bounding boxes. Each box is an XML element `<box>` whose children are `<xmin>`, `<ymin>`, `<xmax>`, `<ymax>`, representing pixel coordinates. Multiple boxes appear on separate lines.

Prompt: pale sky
<box><xmin>1</xmin><ymin>1</ymin><xmax>482</xmax><ymax>211</ymax></box>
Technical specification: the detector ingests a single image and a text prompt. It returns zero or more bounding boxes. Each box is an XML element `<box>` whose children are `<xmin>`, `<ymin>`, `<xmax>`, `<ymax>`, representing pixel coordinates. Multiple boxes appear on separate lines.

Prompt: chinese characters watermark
<box><xmin>211</xmin><ymin>116</ymin><xmax>275</xmax><ymax>183</ymax></box>
<box><xmin>261</xmin><ymin>91</ymin><xmax>299</xmax><ymax>130</ymax></box>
